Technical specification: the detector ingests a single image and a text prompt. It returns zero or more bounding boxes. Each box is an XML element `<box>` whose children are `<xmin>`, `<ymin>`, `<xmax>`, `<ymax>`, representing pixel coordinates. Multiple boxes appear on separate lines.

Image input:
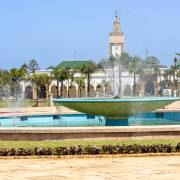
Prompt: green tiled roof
<box><xmin>56</xmin><ymin>60</ymin><xmax>92</xmax><ymax>69</ymax></box>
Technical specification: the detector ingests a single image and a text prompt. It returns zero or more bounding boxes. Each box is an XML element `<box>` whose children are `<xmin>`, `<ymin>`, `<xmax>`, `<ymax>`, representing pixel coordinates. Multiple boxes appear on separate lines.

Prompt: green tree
<box><xmin>75</xmin><ymin>77</ymin><xmax>85</xmax><ymax>97</ymax></box>
<box><xmin>58</xmin><ymin>69</ymin><xmax>69</xmax><ymax>97</ymax></box>
<box><xmin>49</xmin><ymin>66</ymin><xmax>61</xmax><ymax>98</ymax></box>
<box><xmin>0</xmin><ymin>69</ymin><xmax>10</xmax><ymax>98</ymax></box>
<box><xmin>63</xmin><ymin>67</ymin><xmax>75</xmax><ymax>98</ymax></box>
<box><xmin>97</xmin><ymin>59</ymin><xmax>109</xmax><ymax>69</ymax></box>
<box><xmin>78</xmin><ymin>62</ymin><xmax>96</xmax><ymax>97</ymax></box>
<box><xmin>119</xmin><ymin>52</ymin><xmax>130</xmax><ymax>70</ymax></box>
<box><xmin>30</xmin><ymin>73</ymin><xmax>51</xmax><ymax>99</ymax></box>
<box><xmin>28</xmin><ymin>59</ymin><xmax>39</xmax><ymax>74</ymax></box>
<box><xmin>128</xmin><ymin>56</ymin><xmax>141</xmax><ymax>96</ymax></box>
<box><xmin>144</xmin><ymin>56</ymin><xmax>160</xmax><ymax>76</ymax></box>
<box><xmin>177</xmin><ymin>70</ymin><xmax>180</xmax><ymax>78</ymax></box>
<box><xmin>49</xmin><ymin>67</ymin><xmax>71</xmax><ymax>98</ymax></box>
<box><xmin>162</xmin><ymin>69</ymin><xmax>172</xmax><ymax>89</ymax></box>
<box><xmin>9</xmin><ymin>67</ymin><xmax>27</xmax><ymax>99</ymax></box>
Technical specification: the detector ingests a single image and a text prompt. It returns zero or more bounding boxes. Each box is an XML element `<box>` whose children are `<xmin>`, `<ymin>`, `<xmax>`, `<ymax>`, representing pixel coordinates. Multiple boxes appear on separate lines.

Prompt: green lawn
<box><xmin>0</xmin><ymin>139</ymin><xmax>179</xmax><ymax>149</ymax></box>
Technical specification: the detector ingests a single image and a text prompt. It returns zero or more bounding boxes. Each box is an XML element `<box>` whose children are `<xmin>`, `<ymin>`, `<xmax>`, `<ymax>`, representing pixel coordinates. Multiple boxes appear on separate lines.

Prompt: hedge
<box><xmin>0</xmin><ymin>143</ymin><xmax>179</xmax><ymax>156</ymax></box>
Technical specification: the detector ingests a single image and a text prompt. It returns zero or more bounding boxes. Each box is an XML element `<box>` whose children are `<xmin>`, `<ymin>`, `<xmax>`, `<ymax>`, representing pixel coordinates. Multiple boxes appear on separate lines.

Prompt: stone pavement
<box><xmin>0</xmin><ymin>106</ymin><xmax>80</xmax><ymax>117</ymax></box>
<box><xmin>0</xmin><ymin>155</ymin><xmax>180</xmax><ymax>179</ymax></box>
<box><xmin>160</xmin><ymin>100</ymin><xmax>180</xmax><ymax>111</ymax></box>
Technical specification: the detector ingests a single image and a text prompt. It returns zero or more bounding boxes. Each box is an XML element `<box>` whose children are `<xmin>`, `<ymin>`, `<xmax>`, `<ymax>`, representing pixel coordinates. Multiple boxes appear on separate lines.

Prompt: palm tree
<box><xmin>162</xmin><ymin>69</ymin><xmax>172</xmax><ymax>89</ymax></box>
<box><xmin>30</xmin><ymin>73</ymin><xmax>51</xmax><ymax>99</ymax></box>
<box><xmin>49</xmin><ymin>67</ymin><xmax>70</xmax><ymax>98</ymax></box>
<box><xmin>128</xmin><ymin>56</ymin><xmax>141</xmax><ymax>96</ymax></box>
<box><xmin>78</xmin><ymin>62</ymin><xmax>96</xmax><ymax>97</ymax></box>
<box><xmin>65</xmin><ymin>67</ymin><xmax>75</xmax><ymax>98</ymax></box>
<box><xmin>169</xmin><ymin>61</ymin><xmax>179</xmax><ymax>96</ymax></box>
<box><xmin>144</xmin><ymin>56</ymin><xmax>160</xmax><ymax>75</ymax></box>
<box><xmin>97</xmin><ymin>59</ymin><xmax>109</xmax><ymax>69</ymax></box>
<box><xmin>75</xmin><ymin>77</ymin><xmax>85</xmax><ymax>97</ymax></box>
<box><xmin>177</xmin><ymin>69</ymin><xmax>180</xmax><ymax>96</ymax></box>
<box><xmin>119</xmin><ymin>52</ymin><xmax>130</xmax><ymax>70</ymax></box>
<box><xmin>58</xmin><ymin>69</ymin><xmax>69</xmax><ymax>97</ymax></box>
<box><xmin>49</xmin><ymin>66</ymin><xmax>61</xmax><ymax>98</ymax></box>
<box><xmin>177</xmin><ymin>70</ymin><xmax>180</xmax><ymax>78</ymax></box>
<box><xmin>9</xmin><ymin>67</ymin><xmax>27</xmax><ymax>99</ymax></box>
<box><xmin>0</xmin><ymin>69</ymin><xmax>10</xmax><ymax>98</ymax></box>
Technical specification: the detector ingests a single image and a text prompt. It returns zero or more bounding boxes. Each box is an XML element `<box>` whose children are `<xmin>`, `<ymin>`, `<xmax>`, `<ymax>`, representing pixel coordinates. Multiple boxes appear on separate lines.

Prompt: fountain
<box><xmin>53</xmin><ymin>97</ymin><xmax>180</xmax><ymax>125</ymax></box>
<box><xmin>53</xmin><ymin>55</ymin><xmax>180</xmax><ymax>125</ymax></box>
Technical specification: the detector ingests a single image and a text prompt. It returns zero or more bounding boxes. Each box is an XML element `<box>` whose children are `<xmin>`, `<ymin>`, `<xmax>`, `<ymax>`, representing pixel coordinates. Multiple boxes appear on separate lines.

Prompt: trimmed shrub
<box><xmin>0</xmin><ymin>143</ymin><xmax>179</xmax><ymax>156</ymax></box>
<box><xmin>0</xmin><ymin>148</ymin><xmax>8</xmax><ymax>156</ymax></box>
<box><xmin>34</xmin><ymin>147</ymin><xmax>52</xmax><ymax>155</ymax></box>
<box><xmin>16</xmin><ymin>148</ymin><xmax>33</xmax><ymax>156</ymax></box>
<box><xmin>84</xmin><ymin>145</ymin><xmax>101</xmax><ymax>155</ymax></box>
<box><xmin>8</xmin><ymin>148</ymin><xmax>16</xmax><ymax>156</ymax></box>
<box><xmin>176</xmin><ymin>143</ymin><xmax>180</xmax><ymax>152</ymax></box>
<box><xmin>54</xmin><ymin>146</ymin><xmax>69</xmax><ymax>155</ymax></box>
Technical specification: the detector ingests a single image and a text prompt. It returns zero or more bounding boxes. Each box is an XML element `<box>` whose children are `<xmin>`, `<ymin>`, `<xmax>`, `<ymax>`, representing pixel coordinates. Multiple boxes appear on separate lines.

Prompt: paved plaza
<box><xmin>0</xmin><ymin>155</ymin><xmax>180</xmax><ymax>180</ymax></box>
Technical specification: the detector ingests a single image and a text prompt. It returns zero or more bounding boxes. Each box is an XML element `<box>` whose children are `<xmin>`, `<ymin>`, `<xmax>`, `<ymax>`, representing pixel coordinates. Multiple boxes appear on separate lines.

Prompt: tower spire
<box><xmin>115</xmin><ymin>9</ymin><xmax>118</xmax><ymax>19</ymax></box>
<box><xmin>113</xmin><ymin>10</ymin><xmax>120</xmax><ymax>33</ymax></box>
<box><xmin>109</xmin><ymin>12</ymin><xmax>124</xmax><ymax>57</ymax></box>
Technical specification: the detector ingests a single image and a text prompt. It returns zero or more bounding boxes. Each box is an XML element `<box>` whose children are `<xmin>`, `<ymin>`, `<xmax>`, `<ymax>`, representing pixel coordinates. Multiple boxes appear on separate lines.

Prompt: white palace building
<box><xmin>22</xmin><ymin>14</ymin><xmax>162</xmax><ymax>100</ymax></box>
<box><xmin>22</xmin><ymin>15</ymin><xmax>140</xmax><ymax>99</ymax></box>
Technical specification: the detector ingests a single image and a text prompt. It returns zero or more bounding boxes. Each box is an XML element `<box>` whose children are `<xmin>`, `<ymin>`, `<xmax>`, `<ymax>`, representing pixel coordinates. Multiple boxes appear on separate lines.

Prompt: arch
<box><xmin>105</xmin><ymin>84</ymin><xmax>112</xmax><ymax>96</ymax></box>
<box><xmin>123</xmin><ymin>85</ymin><xmax>131</xmax><ymax>96</ymax></box>
<box><xmin>145</xmin><ymin>80</ymin><xmax>155</xmax><ymax>96</ymax></box>
<box><xmin>61</xmin><ymin>85</ymin><xmax>67</xmax><ymax>98</ymax></box>
<box><xmin>69</xmin><ymin>85</ymin><xmax>77</xmax><ymax>98</ymax></box>
<box><xmin>135</xmin><ymin>83</ymin><xmax>141</xmax><ymax>96</ymax></box>
<box><xmin>78</xmin><ymin>85</ymin><xmax>85</xmax><ymax>97</ymax></box>
<box><xmin>90</xmin><ymin>85</ymin><xmax>95</xmax><ymax>97</ymax></box>
<box><xmin>51</xmin><ymin>85</ymin><xmax>58</xmax><ymax>98</ymax></box>
<box><xmin>39</xmin><ymin>85</ymin><xmax>46</xmax><ymax>98</ymax></box>
<box><xmin>96</xmin><ymin>84</ymin><xmax>104</xmax><ymax>96</ymax></box>
<box><xmin>25</xmin><ymin>86</ymin><xmax>33</xmax><ymax>99</ymax></box>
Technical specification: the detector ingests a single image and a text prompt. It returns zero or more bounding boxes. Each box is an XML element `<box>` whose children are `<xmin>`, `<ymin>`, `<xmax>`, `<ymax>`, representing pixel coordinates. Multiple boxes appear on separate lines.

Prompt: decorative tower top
<box><xmin>109</xmin><ymin>11</ymin><xmax>124</xmax><ymax>57</ymax></box>
<box><xmin>113</xmin><ymin>11</ymin><xmax>120</xmax><ymax>33</ymax></box>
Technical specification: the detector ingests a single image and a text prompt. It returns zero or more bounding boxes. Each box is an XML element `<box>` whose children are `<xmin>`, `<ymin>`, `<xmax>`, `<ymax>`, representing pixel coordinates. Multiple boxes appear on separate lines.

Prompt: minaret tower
<box><xmin>109</xmin><ymin>11</ymin><xmax>124</xmax><ymax>57</ymax></box>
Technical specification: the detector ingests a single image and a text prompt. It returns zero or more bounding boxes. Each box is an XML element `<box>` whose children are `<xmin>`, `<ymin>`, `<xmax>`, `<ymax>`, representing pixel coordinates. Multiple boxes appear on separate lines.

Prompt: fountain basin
<box><xmin>53</xmin><ymin>97</ymin><xmax>180</xmax><ymax>120</ymax></box>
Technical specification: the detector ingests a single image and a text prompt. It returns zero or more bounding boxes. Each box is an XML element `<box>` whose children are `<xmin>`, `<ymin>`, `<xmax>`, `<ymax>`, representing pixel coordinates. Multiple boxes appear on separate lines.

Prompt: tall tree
<box><xmin>144</xmin><ymin>56</ymin><xmax>160</xmax><ymax>76</ymax></box>
<box><xmin>28</xmin><ymin>59</ymin><xmax>39</xmax><ymax>74</ymax></box>
<box><xmin>128</xmin><ymin>56</ymin><xmax>141</xmax><ymax>96</ymax></box>
<box><xmin>49</xmin><ymin>66</ymin><xmax>61</xmax><ymax>98</ymax></box>
<box><xmin>9</xmin><ymin>67</ymin><xmax>27</xmax><ymax>99</ymax></box>
<box><xmin>58</xmin><ymin>69</ymin><xmax>69</xmax><ymax>97</ymax></box>
<box><xmin>30</xmin><ymin>73</ymin><xmax>51</xmax><ymax>99</ymax></box>
<box><xmin>97</xmin><ymin>59</ymin><xmax>109</xmax><ymax>69</ymax></box>
<box><xmin>119</xmin><ymin>52</ymin><xmax>130</xmax><ymax>70</ymax></box>
<box><xmin>0</xmin><ymin>69</ymin><xmax>10</xmax><ymax>98</ymax></box>
<box><xmin>78</xmin><ymin>62</ymin><xmax>96</xmax><ymax>97</ymax></box>
<box><xmin>49</xmin><ymin>67</ymin><xmax>70</xmax><ymax>98</ymax></box>
<box><xmin>65</xmin><ymin>67</ymin><xmax>75</xmax><ymax>98</ymax></box>
<box><xmin>75</xmin><ymin>77</ymin><xmax>85</xmax><ymax>97</ymax></box>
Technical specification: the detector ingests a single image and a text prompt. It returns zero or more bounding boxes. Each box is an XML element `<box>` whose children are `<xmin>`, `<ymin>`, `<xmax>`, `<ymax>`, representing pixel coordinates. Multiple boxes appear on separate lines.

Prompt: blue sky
<box><xmin>0</xmin><ymin>0</ymin><xmax>180</xmax><ymax>69</ymax></box>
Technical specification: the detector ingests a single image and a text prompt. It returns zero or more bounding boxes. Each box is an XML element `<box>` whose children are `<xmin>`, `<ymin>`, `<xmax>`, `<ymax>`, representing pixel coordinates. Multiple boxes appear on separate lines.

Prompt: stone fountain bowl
<box><xmin>53</xmin><ymin>97</ymin><xmax>180</xmax><ymax>119</ymax></box>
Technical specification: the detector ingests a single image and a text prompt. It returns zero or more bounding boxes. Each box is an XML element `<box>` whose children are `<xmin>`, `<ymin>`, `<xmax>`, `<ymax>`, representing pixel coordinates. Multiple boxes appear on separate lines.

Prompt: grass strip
<box><xmin>0</xmin><ymin>139</ymin><xmax>179</xmax><ymax>149</ymax></box>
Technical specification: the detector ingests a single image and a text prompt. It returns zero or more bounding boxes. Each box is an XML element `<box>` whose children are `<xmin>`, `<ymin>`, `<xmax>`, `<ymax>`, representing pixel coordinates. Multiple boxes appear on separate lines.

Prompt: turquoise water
<box><xmin>0</xmin><ymin>112</ymin><xmax>180</xmax><ymax>127</ymax></box>
<box><xmin>0</xmin><ymin>114</ymin><xmax>104</xmax><ymax>127</ymax></box>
